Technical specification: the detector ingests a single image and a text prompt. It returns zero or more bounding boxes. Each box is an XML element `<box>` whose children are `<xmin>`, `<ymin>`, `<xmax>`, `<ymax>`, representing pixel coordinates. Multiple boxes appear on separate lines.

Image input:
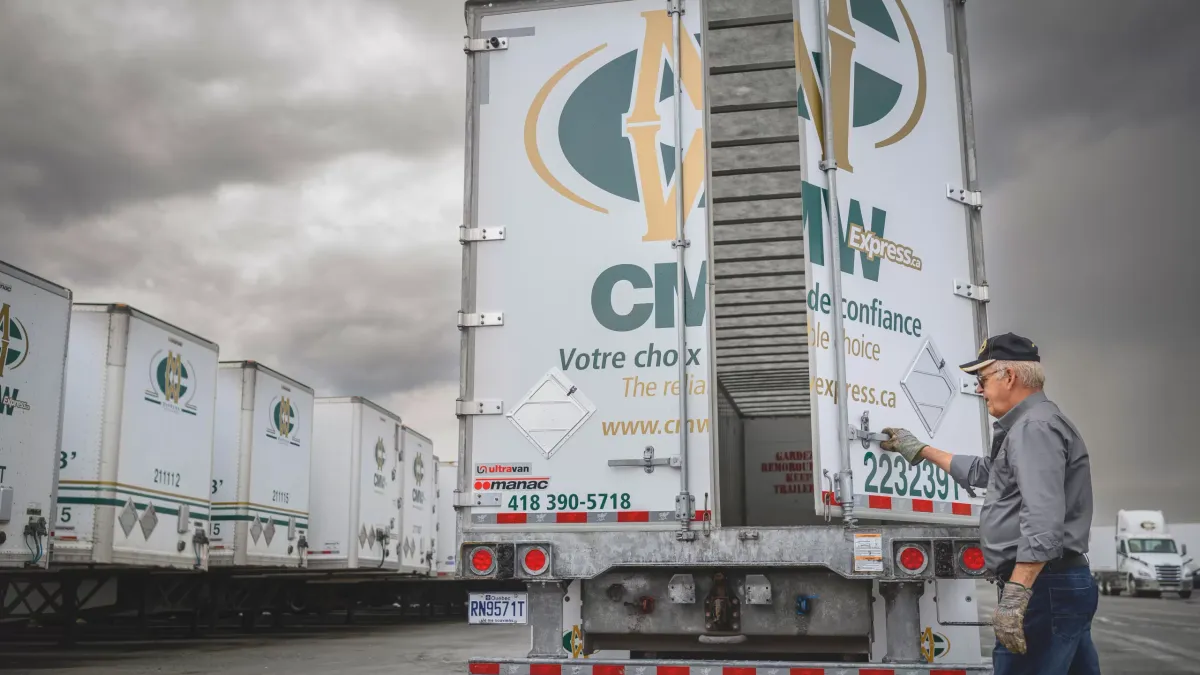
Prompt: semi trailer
<box><xmin>0</xmin><ymin>260</ymin><xmax>72</xmax><ymax>569</ymax></box>
<box><xmin>54</xmin><ymin>303</ymin><xmax>219</xmax><ymax>570</ymax></box>
<box><xmin>210</xmin><ymin>361</ymin><xmax>316</xmax><ymax>568</ymax></box>
<box><xmin>454</xmin><ymin>0</ymin><xmax>995</xmax><ymax>671</ymax></box>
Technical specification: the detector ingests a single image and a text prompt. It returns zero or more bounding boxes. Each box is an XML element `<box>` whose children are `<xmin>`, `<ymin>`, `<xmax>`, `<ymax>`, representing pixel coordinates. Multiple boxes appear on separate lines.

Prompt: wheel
<box><xmin>1127</xmin><ymin>575</ymin><xmax>1140</xmax><ymax>597</ymax></box>
<box><xmin>1099</xmin><ymin>579</ymin><xmax>1109</xmax><ymax>596</ymax></box>
<box><xmin>1179</xmin><ymin>591</ymin><xmax>1191</xmax><ymax>599</ymax></box>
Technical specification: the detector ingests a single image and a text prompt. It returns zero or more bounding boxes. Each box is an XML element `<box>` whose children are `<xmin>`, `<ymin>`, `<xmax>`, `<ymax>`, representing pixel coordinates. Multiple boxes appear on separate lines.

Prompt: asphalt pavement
<box><xmin>2</xmin><ymin>590</ymin><xmax>1197</xmax><ymax>674</ymax></box>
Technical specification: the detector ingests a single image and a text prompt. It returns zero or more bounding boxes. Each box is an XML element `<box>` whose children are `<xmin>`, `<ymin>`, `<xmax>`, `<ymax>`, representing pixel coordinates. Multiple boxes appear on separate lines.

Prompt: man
<box><xmin>879</xmin><ymin>333</ymin><xmax>1099</xmax><ymax>674</ymax></box>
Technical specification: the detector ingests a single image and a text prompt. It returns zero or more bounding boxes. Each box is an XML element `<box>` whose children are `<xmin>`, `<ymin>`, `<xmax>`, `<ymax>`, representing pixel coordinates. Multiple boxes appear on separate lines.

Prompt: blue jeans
<box><xmin>993</xmin><ymin>565</ymin><xmax>1101</xmax><ymax>675</ymax></box>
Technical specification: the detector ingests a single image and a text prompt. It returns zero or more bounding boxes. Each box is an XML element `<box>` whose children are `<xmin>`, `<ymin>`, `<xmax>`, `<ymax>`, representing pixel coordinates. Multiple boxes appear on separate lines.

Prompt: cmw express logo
<box><xmin>144</xmin><ymin>349</ymin><xmax>198</xmax><ymax>415</ymax></box>
<box><xmin>796</xmin><ymin>0</ymin><xmax>928</xmax><ymax>282</ymax></box>
<box><xmin>0</xmin><ymin>303</ymin><xmax>32</xmax><ymax>417</ymax></box>
<box><xmin>524</xmin><ymin>9</ymin><xmax>709</xmax><ymax>331</ymax></box>
<box><xmin>524</xmin><ymin>8</ymin><xmax>705</xmax><ymax>243</ymax></box>
<box><xmin>0</xmin><ymin>303</ymin><xmax>30</xmax><ymax>379</ymax></box>
<box><xmin>267</xmin><ymin>396</ymin><xmax>301</xmax><ymax>446</ymax></box>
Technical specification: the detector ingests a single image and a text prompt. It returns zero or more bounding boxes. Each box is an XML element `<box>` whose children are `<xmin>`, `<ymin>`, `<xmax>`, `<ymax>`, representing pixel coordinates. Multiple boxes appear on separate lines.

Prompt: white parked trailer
<box><xmin>307</xmin><ymin>397</ymin><xmax>404</xmax><ymax>570</ymax></box>
<box><xmin>0</xmin><ymin>260</ymin><xmax>72</xmax><ymax>569</ymax></box>
<box><xmin>210</xmin><ymin>361</ymin><xmax>315</xmax><ymax>568</ymax></box>
<box><xmin>398</xmin><ymin>426</ymin><xmax>437</xmax><ymax>575</ymax></box>
<box><xmin>54</xmin><ymin>304</ymin><xmax>219</xmax><ymax>570</ymax></box>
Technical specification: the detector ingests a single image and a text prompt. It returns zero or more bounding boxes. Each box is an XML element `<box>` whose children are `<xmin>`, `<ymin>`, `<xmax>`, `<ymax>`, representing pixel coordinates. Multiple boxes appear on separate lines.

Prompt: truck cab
<box><xmin>1112</xmin><ymin>509</ymin><xmax>1193</xmax><ymax>598</ymax></box>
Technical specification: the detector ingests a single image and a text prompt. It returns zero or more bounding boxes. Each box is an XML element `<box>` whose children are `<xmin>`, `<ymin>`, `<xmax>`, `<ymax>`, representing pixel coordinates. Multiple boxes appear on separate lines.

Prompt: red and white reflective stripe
<box><xmin>821</xmin><ymin>491</ymin><xmax>974</xmax><ymax>517</ymax></box>
<box><xmin>473</xmin><ymin>511</ymin><xmax>712</xmax><ymax>525</ymax></box>
<box><xmin>468</xmin><ymin>661</ymin><xmax>982</xmax><ymax>675</ymax></box>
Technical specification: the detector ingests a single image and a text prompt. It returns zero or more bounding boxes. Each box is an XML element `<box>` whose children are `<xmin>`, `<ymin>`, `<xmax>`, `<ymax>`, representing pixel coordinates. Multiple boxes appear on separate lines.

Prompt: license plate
<box><xmin>468</xmin><ymin>592</ymin><xmax>528</xmax><ymax>625</ymax></box>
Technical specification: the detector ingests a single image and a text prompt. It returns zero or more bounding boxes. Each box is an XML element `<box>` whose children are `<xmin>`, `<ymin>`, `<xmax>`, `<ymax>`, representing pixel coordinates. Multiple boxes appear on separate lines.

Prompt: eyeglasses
<box><xmin>976</xmin><ymin>368</ymin><xmax>1005</xmax><ymax>388</ymax></box>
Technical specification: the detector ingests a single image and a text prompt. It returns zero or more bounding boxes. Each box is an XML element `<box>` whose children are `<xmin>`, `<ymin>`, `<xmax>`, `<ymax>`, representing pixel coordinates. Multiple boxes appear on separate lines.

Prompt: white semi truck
<box><xmin>1093</xmin><ymin>510</ymin><xmax>1193</xmax><ymax>599</ymax></box>
<box><xmin>455</xmin><ymin>0</ymin><xmax>995</xmax><ymax>671</ymax></box>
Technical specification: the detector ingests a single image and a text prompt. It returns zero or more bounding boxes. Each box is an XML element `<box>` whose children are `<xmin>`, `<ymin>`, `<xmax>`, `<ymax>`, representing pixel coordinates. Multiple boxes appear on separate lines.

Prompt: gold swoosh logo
<box><xmin>875</xmin><ymin>0</ymin><xmax>925</xmax><ymax>148</ymax></box>
<box><xmin>524</xmin><ymin>44</ymin><xmax>609</xmax><ymax>214</ymax></box>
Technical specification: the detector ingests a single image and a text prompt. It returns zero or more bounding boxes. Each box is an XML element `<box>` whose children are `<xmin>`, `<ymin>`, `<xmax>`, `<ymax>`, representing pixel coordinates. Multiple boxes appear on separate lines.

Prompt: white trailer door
<box><xmin>463</xmin><ymin>0</ymin><xmax>713</xmax><ymax>531</ymax></box>
<box><xmin>793</xmin><ymin>0</ymin><xmax>988</xmax><ymax>523</ymax></box>
<box><xmin>399</xmin><ymin>427</ymin><xmax>434</xmax><ymax>571</ymax></box>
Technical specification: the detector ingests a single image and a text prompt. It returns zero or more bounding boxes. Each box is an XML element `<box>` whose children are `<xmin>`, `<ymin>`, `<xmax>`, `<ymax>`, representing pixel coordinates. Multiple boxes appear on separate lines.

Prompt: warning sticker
<box><xmin>853</xmin><ymin>532</ymin><xmax>883</xmax><ymax>573</ymax></box>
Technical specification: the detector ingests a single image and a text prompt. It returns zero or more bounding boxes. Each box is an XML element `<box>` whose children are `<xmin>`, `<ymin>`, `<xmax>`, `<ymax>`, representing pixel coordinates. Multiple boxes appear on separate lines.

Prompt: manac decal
<box><xmin>0</xmin><ymin>302</ymin><xmax>30</xmax><ymax>379</ymax></box>
<box><xmin>524</xmin><ymin>9</ymin><xmax>705</xmax><ymax>244</ymax></box>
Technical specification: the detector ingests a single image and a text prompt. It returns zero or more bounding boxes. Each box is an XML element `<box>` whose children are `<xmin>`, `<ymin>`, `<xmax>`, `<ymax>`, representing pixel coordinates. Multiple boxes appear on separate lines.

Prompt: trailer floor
<box><xmin>1</xmin><ymin>590</ymin><xmax>1197</xmax><ymax>674</ymax></box>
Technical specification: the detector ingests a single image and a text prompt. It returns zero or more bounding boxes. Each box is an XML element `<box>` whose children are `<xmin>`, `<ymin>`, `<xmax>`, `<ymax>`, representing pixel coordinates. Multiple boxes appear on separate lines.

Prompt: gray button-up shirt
<box><xmin>949</xmin><ymin>391</ymin><xmax>1094</xmax><ymax>573</ymax></box>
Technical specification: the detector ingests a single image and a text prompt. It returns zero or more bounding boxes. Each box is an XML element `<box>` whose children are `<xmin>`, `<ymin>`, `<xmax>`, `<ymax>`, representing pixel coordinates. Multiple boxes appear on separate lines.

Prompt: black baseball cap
<box><xmin>959</xmin><ymin>332</ymin><xmax>1040</xmax><ymax>373</ymax></box>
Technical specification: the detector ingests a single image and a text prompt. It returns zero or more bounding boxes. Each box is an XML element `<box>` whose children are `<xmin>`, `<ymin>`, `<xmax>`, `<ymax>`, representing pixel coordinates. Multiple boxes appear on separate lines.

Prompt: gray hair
<box><xmin>993</xmin><ymin>360</ymin><xmax>1045</xmax><ymax>389</ymax></box>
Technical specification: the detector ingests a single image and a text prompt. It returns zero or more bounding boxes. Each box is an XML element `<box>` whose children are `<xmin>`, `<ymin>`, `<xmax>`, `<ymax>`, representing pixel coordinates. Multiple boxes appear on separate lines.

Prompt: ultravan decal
<box><xmin>144</xmin><ymin>348</ymin><xmax>199</xmax><ymax>415</ymax></box>
<box><xmin>0</xmin><ymin>302</ymin><xmax>31</xmax><ymax>379</ymax></box>
<box><xmin>266</xmin><ymin>395</ymin><xmax>302</xmax><ymax>446</ymax></box>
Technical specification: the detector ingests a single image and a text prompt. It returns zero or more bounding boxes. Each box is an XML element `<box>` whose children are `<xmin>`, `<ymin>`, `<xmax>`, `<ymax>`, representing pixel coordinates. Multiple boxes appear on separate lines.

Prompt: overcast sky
<box><xmin>1</xmin><ymin>0</ymin><xmax>1196</xmax><ymax>525</ymax></box>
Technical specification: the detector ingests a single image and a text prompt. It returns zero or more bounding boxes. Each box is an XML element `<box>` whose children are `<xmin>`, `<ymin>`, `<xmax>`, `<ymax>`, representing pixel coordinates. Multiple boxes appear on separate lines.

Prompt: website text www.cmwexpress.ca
<box><xmin>601</xmin><ymin>417</ymin><xmax>711</xmax><ymax>436</ymax></box>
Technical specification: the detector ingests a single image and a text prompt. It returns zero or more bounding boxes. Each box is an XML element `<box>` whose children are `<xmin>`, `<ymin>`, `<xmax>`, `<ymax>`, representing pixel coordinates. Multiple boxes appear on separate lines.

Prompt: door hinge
<box><xmin>459</xmin><ymin>226</ymin><xmax>506</xmax><ymax>243</ymax></box>
<box><xmin>464</xmin><ymin>36</ymin><xmax>508</xmax><ymax>53</ymax></box>
<box><xmin>457</xmin><ymin>311</ymin><xmax>504</xmax><ymax>328</ymax></box>
<box><xmin>608</xmin><ymin>445</ymin><xmax>680</xmax><ymax>473</ymax></box>
<box><xmin>946</xmin><ymin>184</ymin><xmax>982</xmax><ymax>208</ymax></box>
<box><xmin>456</xmin><ymin>399</ymin><xmax>503</xmax><ymax>416</ymax></box>
<box><xmin>953</xmin><ymin>280</ymin><xmax>990</xmax><ymax>302</ymax></box>
<box><xmin>960</xmin><ymin>378</ymin><xmax>984</xmax><ymax>397</ymax></box>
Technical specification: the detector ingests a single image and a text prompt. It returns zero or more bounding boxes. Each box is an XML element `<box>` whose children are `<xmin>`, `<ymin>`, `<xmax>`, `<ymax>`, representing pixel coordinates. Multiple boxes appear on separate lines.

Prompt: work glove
<box><xmin>880</xmin><ymin>427</ymin><xmax>927</xmax><ymax>465</ymax></box>
<box><xmin>993</xmin><ymin>581</ymin><xmax>1033</xmax><ymax>654</ymax></box>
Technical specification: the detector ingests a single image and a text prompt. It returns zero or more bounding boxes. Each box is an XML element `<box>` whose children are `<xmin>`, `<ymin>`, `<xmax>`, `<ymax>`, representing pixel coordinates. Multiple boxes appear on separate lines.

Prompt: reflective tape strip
<box><xmin>471</xmin><ymin>511</ymin><xmax>712</xmax><ymax>525</ymax></box>
<box><xmin>853</xmin><ymin>495</ymin><xmax>974</xmax><ymax>517</ymax></box>
<box><xmin>467</xmin><ymin>661</ymin><xmax>981</xmax><ymax>675</ymax></box>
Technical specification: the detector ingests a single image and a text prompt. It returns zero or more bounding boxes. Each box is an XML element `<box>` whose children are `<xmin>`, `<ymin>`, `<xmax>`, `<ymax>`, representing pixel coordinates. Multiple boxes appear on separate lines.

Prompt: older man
<box><xmin>880</xmin><ymin>333</ymin><xmax>1099</xmax><ymax>675</ymax></box>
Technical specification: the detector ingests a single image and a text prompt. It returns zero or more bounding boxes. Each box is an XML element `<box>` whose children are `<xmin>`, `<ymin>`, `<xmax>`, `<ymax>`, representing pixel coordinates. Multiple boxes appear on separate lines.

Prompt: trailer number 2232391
<box><xmin>467</xmin><ymin>593</ymin><xmax>528</xmax><ymax>625</ymax></box>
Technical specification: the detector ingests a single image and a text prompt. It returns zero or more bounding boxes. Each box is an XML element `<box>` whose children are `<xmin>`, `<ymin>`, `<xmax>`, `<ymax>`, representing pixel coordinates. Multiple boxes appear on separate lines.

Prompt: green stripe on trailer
<box><xmin>58</xmin><ymin>483</ymin><xmax>211</xmax><ymax>510</ymax></box>
<box><xmin>57</xmin><ymin>496</ymin><xmax>210</xmax><ymax>521</ymax></box>
<box><xmin>210</xmin><ymin>514</ymin><xmax>308</xmax><ymax>528</ymax></box>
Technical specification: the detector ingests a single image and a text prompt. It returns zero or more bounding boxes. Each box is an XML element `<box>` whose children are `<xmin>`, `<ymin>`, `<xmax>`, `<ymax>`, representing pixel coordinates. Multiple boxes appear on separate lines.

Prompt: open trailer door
<box><xmin>793</xmin><ymin>0</ymin><xmax>990</xmax><ymax>524</ymax></box>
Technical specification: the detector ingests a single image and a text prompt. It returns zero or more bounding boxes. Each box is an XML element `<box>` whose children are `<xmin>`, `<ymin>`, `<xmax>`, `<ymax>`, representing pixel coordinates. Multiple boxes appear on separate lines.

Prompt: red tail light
<box><xmin>897</xmin><ymin>544</ymin><xmax>928</xmax><ymax>574</ymax></box>
<box><xmin>960</xmin><ymin>545</ymin><xmax>986</xmax><ymax>574</ymax></box>
<box><xmin>469</xmin><ymin>546</ymin><xmax>497</xmax><ymax>575</ymax></box>
<box><xmin>522</xmin><ymin>546</ymin><xmax>550</xmax><ymax>576</ymax></box>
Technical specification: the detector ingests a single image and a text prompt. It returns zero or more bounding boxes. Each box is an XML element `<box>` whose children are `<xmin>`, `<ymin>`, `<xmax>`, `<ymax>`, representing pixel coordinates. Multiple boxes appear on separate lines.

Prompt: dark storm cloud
<box><xmin>966</xmin><ymin>1</ymin><xmax>1200</xmax><ymax>187</ymax></box>
<box><xmin>0</xmin><ymin>0</ymin><xmax>465</xmax><ymax>225</ymax></box>
<box><xmin>964</xmin><ymin>0</ymin><xmax>1200</xmax><ymax>521</ymax></box>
